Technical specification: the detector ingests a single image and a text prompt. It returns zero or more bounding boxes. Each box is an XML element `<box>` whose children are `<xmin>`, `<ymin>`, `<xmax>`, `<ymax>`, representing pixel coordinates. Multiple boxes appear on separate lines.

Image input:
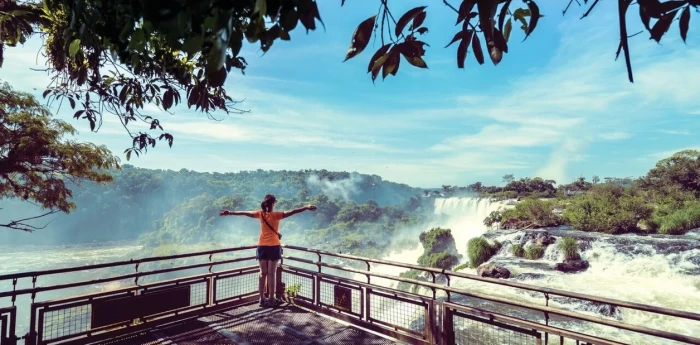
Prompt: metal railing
<box><xmin>0</xmin><ymin>307</ymin><xmax>16</xmax><ymax>345</ymax></box>
<box><xmin>0</xmin><ymin>244</ymin><xmax>698</xmax><ymax>345</ymax></box>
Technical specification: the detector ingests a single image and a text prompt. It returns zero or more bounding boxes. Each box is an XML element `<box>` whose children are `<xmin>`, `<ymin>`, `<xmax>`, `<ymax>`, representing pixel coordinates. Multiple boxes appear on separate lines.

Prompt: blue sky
<box><xmin>2</xmin><ymin>1</ymin><xmax>699</xmax><ymax>188</ymax></box>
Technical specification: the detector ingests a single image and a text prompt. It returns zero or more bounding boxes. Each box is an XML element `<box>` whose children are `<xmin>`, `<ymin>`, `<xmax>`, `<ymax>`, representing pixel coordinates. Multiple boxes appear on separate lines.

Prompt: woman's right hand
<box><xmin>306</xmin><ymin>204</ymin><xmax>317</xmax><ymax>211</ymax></box>
<box><xmin>219</xmin><ymin>210</ymin><xmax>231</xmax><ymax>216</ymax></box>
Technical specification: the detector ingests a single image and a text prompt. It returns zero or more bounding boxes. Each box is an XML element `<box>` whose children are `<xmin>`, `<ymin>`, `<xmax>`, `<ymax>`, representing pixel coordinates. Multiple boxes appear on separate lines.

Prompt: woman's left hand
<box><xmin>219</xmin><ymin>210</ymin><xmax>231</xmax><ymax>216</ymax></box>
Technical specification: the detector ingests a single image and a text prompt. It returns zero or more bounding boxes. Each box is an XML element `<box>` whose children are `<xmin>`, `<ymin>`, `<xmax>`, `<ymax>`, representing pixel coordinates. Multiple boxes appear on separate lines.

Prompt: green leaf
<box><xmin>471</xmin><ymin>33</ymin><xmax>484</xmax><ymax>65</ymax></box>
<box><xmin>69</xmin><ymin>39</ymin><xmax>81</xmax><ymax>57</ymax></box>
<box><xmin>680</xmin><ymin>6</ymin><xmax>690</xmax><ymax>43</ymax></box>
<box><xmin>498</xmin><ymin>0</ymin><xmax>512</xmax><ymax>32</ymax></box>
<box><xmin>395</xmin><ymin>6</ymin><xmax>427</xmax><ymax>37</ymax></box>
<box><xmin>343</xmin><ymin>15</ymin><xmax>376</xmax><ymax>62</ymax></box>
<box><xmin>126</xmin><ymin>150</ymin><xmax>132</xmax><ymax>161</ymax></box>
<box><xmin>368</xmin><ymin>44</ymin><xmax>392</xmax><ymax>74</ymax></box>
<box><xmin>445</xmin><ymin>31</ymin><xmax>465</xmax><ymax>48</ymax></box>
<box><xmin>650</xmin><ymin>9</ymin><xmax>679</xmax><ymax>42</ymax></box>
<box><xmin>456</xmin><ymin>0</ymin><xmax>476</xmax><ymax>25</ymax></box>
<box><xmin>130</xmin><ymin>29</ymin><xmax>146</xmax><ymax>50</ymax></box>
<box><xmin>504</xmin><ymin>19</ymin><xmax>513</xmax><ymax>42</ymax></box>
<box><xmin>523</xmin><ymin>0</ymin><xmax>540</xmax><ymax>38</ymax></box>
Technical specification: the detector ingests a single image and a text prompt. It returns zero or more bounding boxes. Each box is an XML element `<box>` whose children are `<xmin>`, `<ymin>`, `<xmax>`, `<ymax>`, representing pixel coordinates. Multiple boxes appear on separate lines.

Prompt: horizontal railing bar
<box><xmin>34</xmin><ymin>274</ymin><xmax>213</xmax><ymax>307</ymax></box>
<box><xmin>445</xmin><ymin>302</ymin><xmax>628</xmax><ymax>345</ymax></box>
<box><xmin>282</xmin><ymin>258</ymin><xmax>700</xmax><ymax>345</ymax></box>
<box><xmin>282</xmin><ymin>264</ymin><xmax>433</xmax><ymax>304</ymax></box>
<box><xmin>0</xmin><ymin>257</ymin><xmax>256</xmax><ymax>299</ymax></box>
<box><xmin>283</xmin><ymin>245</ymin><xmax>700</xmax><ymax>322</ymax></box>
<box><xmin>0</xmin><ymin>245</ymin><xmax>257</xmax><ymax>281</ymax></box>
<box><xmin>34</xmin><ymin>264</ymin><xmax>258</xmax><ymax>309</ymax></box>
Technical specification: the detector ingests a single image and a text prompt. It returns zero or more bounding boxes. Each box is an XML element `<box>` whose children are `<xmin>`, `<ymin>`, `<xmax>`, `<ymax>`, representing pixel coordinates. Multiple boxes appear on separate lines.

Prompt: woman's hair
<box><xmin>260</xmin><ymin>194</ymin><xmax>277</xmax><ymax>213</ymax></box>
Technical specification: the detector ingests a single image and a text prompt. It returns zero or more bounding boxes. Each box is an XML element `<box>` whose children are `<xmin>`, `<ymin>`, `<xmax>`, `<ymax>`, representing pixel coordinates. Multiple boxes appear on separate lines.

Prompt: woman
<box><xmin>219</xmin><ymin>194</ymin><xmax>316</xmax><ymax>307</ymax></box>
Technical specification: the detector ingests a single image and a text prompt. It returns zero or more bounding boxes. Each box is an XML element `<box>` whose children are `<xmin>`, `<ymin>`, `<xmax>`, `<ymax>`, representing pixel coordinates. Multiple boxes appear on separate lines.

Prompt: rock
<box><xmin>553</xmin><ymin>297</ymin><xmax>622</xmax><ymax>320</ymax></box>
<box><xmin>535</xmin><ymin>232</ymin><xmax>557</xmax><ymax>246</ymax></box>
<box><xmin>596</xmin><ymin>304</ymin><xmax>622</xmax><ymax>319</ymax></box>
<box><xmin>511</xmin><ymin>273</ymin><xmax>546</xmax><ymax>281</ymax></box>
<box><xmin>555</xmin><ymin>259</ymin><xmax>590</xmax><ymax>273</ymax></box>
<box><xmin>521</xmin><ymin>231</ymin><xmax>556</xmax><ymax>247</ymax></box>
<box><xmin>477</xmin><ymin>264</ymin><xmax>511</xmax><ymax>279</ymax></box>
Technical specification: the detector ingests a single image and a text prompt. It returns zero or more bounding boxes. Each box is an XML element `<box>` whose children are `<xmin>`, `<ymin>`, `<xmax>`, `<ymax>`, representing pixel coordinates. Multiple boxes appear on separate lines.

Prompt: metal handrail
<box><xmin>443</xmin><ymin>302</ymin><xmax>627</xmax><ymax>345</ymax></box>
<box><xmin>2</xmin><ymin>244</ymin><xmax>699</xmax><ymax>345</ymax></box>
<box><xmin>0</xmin><ymin>245</ymin><xmax>256</xmax><ymax>281</ymax></box>
<box><xmin>0</xmin><ymin>256</ymin><xmax>256</xmax><ymax>299</ymax></box>
<box><xmin>281</xmin><ymin>255</ymin><xmax>700</xmax><ymax>345</ymax></box>
<box><xmin>282</xmin><ymin>245</ymin><xmax>700</xmax><ymax>322</ymax></box>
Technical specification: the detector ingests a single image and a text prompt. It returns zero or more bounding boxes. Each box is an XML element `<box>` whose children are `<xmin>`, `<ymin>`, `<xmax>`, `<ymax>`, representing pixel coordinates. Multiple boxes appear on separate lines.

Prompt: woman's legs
<box><xmin>266</xmin><ymin>259</ymin><xmax>279</xmax><ymax>300</ymax></box>
<box><xmin>258</xmin><ymin>259</ymin><xmax>269</xmax><ymax>301</ymax></box>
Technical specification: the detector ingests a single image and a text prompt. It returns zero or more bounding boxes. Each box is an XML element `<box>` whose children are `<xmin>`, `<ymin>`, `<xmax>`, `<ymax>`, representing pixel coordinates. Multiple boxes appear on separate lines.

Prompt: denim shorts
<box><xmin>256</xmin><ymin>245</ymin><xmax>282</xmax><ymax>261</ymax></box>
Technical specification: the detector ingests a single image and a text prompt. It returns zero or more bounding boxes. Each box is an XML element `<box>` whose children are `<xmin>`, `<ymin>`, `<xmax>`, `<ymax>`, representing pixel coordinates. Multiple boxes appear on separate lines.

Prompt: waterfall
<box><xmin>432</xmin><ymin>197</ymin><xmax>509</xmax><ymax>258</ymax></box>
<box><xmin>371</xmin><ymin>198</ymin><xmax>700</xmax><ymax>344</ymax></box>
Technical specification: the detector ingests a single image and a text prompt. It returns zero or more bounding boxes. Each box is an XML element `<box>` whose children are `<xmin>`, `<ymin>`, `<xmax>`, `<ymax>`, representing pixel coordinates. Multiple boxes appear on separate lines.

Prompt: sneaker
<box><xmin>259</xmin><ymin>298</ymin><xmax>270</xmax><ymax>307</ymax></box>
<box><xmin>268</xmin><ymin>298</ymin><xmax>283</xmax><ymax>307</ymax></box>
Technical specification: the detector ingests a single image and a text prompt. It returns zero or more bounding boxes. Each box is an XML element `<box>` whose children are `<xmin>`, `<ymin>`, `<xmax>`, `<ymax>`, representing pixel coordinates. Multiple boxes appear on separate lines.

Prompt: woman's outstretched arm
<box><xmin>282</xmin><ymin>205</ymin><xmax>317</xmax><ymax>219</ymax></box>
<box><xmin>219</xmin><ymin>210</ymin><xmax>257</xmax><ymax>218</ymax></box>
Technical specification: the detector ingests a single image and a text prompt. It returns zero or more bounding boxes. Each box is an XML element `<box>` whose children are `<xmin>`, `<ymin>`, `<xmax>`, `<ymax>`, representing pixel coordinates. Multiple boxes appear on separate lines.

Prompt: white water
<box><xmin>2</xmin><ymin>199</ymin><xmax>698</xmax><ymax>344</ymax></box>
<box><xmin>375</xmin><ymin>197</ymin><xmax>700</xmax><ymax>345</ymax></box>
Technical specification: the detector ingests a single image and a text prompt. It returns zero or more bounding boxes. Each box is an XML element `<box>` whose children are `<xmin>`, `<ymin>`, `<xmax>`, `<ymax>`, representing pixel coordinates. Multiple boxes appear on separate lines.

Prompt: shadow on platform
<box><xmin>93</xmin><ymin>302</ymin><xmax>401</xmax><ymax>345</ymax></box>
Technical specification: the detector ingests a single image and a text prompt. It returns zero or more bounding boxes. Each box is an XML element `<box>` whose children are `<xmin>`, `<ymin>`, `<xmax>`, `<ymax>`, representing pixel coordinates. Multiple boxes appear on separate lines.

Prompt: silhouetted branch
<box><xmin>0</xmin><ymin>209</ymin><xmax>59</xmax><ymax>232</ymax></box>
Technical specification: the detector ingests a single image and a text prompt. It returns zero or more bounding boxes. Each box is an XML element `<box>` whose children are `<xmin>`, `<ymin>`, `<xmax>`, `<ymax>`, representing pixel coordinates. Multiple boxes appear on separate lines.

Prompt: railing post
<box><xmin>426</xmin><ymin>300</ymin><xmax>440</xmax><ymax>345</ymax></box>
<box><xmin>365</xmin><ymin>287</ymin><xmax>372</xmax><ymax>323</ymax></box>
<box><xmin>9</xmin><ymin>307</ymin><xmax>17</xmax><ymax>345</ymax></box>
<box><xmin>441</xmin><ymin>303</ymin><xmax>453</xmax><ymax>345</ymax></box>
<box><xmin>10</xmin><ymin>279</ymin><xmax>16</xmax><ymax>307</ymax></box>
<box><xmin>275</xmin><ymin>265</ymin><xmax>284</xmax><ymax>300</ymax></box>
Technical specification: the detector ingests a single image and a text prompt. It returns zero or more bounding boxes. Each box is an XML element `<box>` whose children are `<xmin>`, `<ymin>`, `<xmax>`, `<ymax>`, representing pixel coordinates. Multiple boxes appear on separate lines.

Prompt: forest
<box><xmin>480</xmin><ymin>150</ymin><xmax>700</xmax><ymax>236</ymax></box>
<box><xmin>0</xmin><ymin>168</ymin><xmax>427</xmax><ymax>254</ymax></box>
<box><xmin>2</xmin><ymin>149</ymin><xmax>698</xmax><ymax>269</ymax></box>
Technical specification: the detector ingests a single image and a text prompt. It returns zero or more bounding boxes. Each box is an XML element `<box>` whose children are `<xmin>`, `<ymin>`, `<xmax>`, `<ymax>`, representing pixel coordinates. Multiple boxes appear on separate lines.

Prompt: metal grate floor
<box><xmin>93</xmin><ymin>302</ymin><xmax>401</xmax><ymax>345</ymax></box>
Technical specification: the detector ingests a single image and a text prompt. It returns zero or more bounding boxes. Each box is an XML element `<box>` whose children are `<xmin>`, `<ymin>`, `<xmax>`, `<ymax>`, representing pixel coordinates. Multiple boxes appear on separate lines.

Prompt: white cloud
<box><xmin>431</xmin><ymin>125</ymin><xmax>563</xmax><ymax>151</ymax></box>
<box><xmin>659</xmin><ymin>130</ymin><xmax>690</xmax><ymax>136</ymax></box>
<box><xmin>599</xmin><ymin>131</ymin><xmax>632</xmax><ymax>141</ymax></box>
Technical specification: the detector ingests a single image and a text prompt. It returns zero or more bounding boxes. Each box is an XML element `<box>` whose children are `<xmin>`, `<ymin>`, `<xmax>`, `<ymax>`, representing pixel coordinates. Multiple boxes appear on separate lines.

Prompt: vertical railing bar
<box><xmin>9</xmin><ymin>308</ymin><xmax>16</xmax><ymax>345</ymax></box>
<box><xmin>10</xmin><ymin>279</ymin><xmax>17</xmax><ymax>307</ymax></box>
<box><xmin>36</xmin><ymin>308</ymin><xmax>44</xmax><ymax>345</ymax></box>
<box><xmin>365</xmin><ymin>261</ymin><xmax>371</xmax><ymax>284</ymax></box>
<box><xmin>365</xmin><ymin>287</ymin><xmax>372</xmax><ymax>322</ymax></box>
<box><xmin>1</xmin><ymin>314</ymin><xmax>7</xmax><ymax>345</ymax></box>
<box><xmin>316</xmin><ymin>253</ymin><xmax>322</xmax><ymax>274</ymax></box>
<box><xmin>544</xmin><ymin>292</ymin><xmax>550</xmax><ymax>345</ymax></box>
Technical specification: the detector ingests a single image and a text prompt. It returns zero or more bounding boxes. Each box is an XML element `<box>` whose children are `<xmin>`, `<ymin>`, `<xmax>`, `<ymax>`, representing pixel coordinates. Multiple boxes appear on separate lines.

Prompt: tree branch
<box><xmin>617</xmin><ymin>0</ymin><xmax>634</xmax><ymax>83</ymax></box>
<box><xmin>443</xmin><ymin>0</ymin><xmax>459</xmax><ymax>13</ymax></box>
<box><xmin>580</xmin><ymin>0</ymin><xmax>602</xmax><ymax>19</ymax></box>
<box><xmin>0</xmin><ymin>209</ymin><xmax>59</xmax><ymax>232</ymax></box>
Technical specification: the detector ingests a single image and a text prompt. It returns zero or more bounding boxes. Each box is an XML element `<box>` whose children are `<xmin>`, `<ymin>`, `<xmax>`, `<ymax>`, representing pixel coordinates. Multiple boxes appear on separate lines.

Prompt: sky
<box><xmin>2</xmin><ymin>1</ymin><xmax>699</xmax><ymax>188</ymax></box>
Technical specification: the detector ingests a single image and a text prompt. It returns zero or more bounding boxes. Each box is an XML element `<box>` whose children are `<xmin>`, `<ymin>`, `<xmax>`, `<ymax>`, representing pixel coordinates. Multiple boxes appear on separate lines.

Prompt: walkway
<box><xmin>94</xmin><ymin>302</ymin><xmax>402</xmax><ymax>345</ymax></box>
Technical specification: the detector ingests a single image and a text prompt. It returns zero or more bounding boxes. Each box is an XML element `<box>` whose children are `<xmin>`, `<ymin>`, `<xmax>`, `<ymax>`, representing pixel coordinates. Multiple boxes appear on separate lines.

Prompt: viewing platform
<box><xmin>92</xmin><ymin>302</ymin><xmax>398</xmax><ymax>345</ymax></box>
<box><xmin>1</xmin><ymin>245</ymin><xmax>699</xmax><ymax>345</ymax></box>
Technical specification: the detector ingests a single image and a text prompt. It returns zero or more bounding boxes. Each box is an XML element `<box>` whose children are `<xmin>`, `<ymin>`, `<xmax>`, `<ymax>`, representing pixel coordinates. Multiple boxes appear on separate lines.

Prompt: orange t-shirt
<box><xmin>254</xmin><ymin>210</ymin><xmax>284</xmax><ymax>246</ymax></box>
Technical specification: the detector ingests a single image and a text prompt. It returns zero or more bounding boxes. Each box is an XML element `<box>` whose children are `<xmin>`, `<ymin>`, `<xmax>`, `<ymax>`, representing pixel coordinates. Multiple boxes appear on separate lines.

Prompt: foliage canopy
<box><xmin>0</xmin><ymin>81</ymin><xmax>120</xmax><ymax>231</ymax></box>
<box><xmin>0</xmin><ymin>0</ymin><xmax>697</xmax><ymax>157</ymax></box>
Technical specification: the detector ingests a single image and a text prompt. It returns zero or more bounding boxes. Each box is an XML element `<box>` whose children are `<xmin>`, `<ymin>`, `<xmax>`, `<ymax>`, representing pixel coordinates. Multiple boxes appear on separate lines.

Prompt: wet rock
<box><xmin>577</xmin><ymin>239</ymin><xmax>593</xmax><ymax>251</ymax></box>
<box><xmin>552</xmin><ymin>297</ymin><xmax>622</xmax><ymax>320</ymax></box>
<box><xmin>595</xmin><ymin>303</ymin><xmax>622</xmax><ymax>319</ymax></box>
<box><xmin>536</xmin><ymin>232</ymin><xmax>557</xmax><ymax>247</ymax></box>
<box><xmin>477</xmin><ymin>264</ymin><xmax>511</xmax><ymax>279</ymax></box>
<box><xmin>521</xmin><ymin>231</ymin><xmax>556</xmax><ymax>247</ymax></box>
<box><xmin>555</xmin><ymin>259</ymin><xmax>590</xmax><ymax>273</ymax></box>
<box><xmin>511</xmin><ymin>273</ymin><xmax>546</xmax><ymax>281</ymax></box>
